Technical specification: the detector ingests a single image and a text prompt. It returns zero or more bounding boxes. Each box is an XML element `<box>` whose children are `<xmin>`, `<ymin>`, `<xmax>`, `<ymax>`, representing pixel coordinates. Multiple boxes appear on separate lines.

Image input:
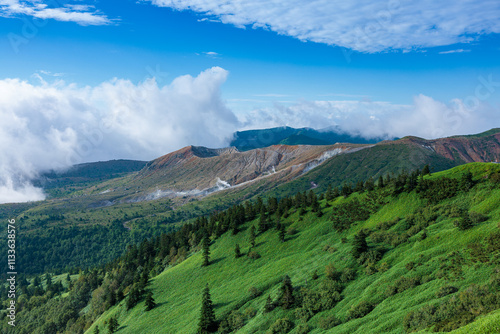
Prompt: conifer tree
<box><xmin>278</xmin><ymin>224</ymin><xmax>286</xmax><ymax>243</ymax></box>
<box><xmin>198</xmin><ymin>284</ymin><xmax>217</xmax><ymax>333</ymax></box>
<box><xmin>264</xmin><ymin>294</ymin><xmax>274</xmax><ymax>313</ymax></box>
<box><xmin>278</xmin><ymin>275</ymin><xmax>295</xmax><ymax>309</ymax></box>
<box><xmin>377</xmin><ymin>175</ymin><xmax>385</xmax><ymax>188</ymax></box>
<box><xmin>352</xmin><ymin>230</ymin><xmax>368</xmax><ymax>258</ymax></box>
<box><xmin>45</xmin><ymin>273</ymin><xmax>52</xmax><ymax>288</ymax></box>
<box><xmin>33</xmin><ymin>275</ymin><xmax>41</xmax><ymax>287</ymax></box>
<box><xmin>234</xmin><ymin>244</ymin><xmax>241</xmax><ymax>258</ymax></box>
<box><xmin>326</xmin><ymin>184</ymin><xmax>334</xmax><ymax>201</ymax></box>
<box><xmin>249</xmin><ymin>225</ymin><xmax>256</xmax><ymax>248</ymax></box>
<box><xmin>332</xmin><ymin>186</ymin><xmax>340</xmax><ymax>198</ymax></box>
<box><xmin>202</xmin><ymin>235</ymin><xmax>210</xmax><ymax>267</ymax></box>
<box><xmin>258</xmin><ymin>207</ymin><xmax>267</xmax><ymax>233</ymax></box>
<box><xmin>108</xmin><ymin>316</ymin><xmax>119</xmax><ymax>333</ymax></box>
<box><xmin>422</xmin><ymin>164</ymin><xmax>431</xmax><ymax>176</ymax></box>
<box><xmin>93</xmin><ymin>325</ymin><xmax>99</xmax><ymax>334</ymax></box>
<box><xmin>145</xmin><ymin>291</ymin><xmax>156</xmax><ymax>311</ymax></box>
<box><xmin>341</xmin><ymin>183</ymin><xmax>353</xmax><ymax>198</ymax></box>
<box><xmin>365</xmin><ymin>177</ymin><xmax>375</xmax><ymax>191</ymax></box>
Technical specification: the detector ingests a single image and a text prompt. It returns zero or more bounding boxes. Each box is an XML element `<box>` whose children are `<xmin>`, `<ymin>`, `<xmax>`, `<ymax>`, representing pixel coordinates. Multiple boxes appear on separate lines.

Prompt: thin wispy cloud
<box><xmin>318</xmin><ymin>93</ymin><xmax>371</xmax><ymax>99</ymax></box>
<box><xmin>149</xmin><ymin>0</ymin><xmax>500</xmax><ymax>52</ymax></box>
<box><xmin>0</xmin><ymin>0</ymin><xmax>114</xmax><ymax>25</ymax></box>
<box><xmin>438</xmin><ymin>49</ymin><xmax>471</xmax><ymax>54</ymax></box>
<box><xmin>253</xmin><ymin>94</ymin><xmax>291</xmax><ymax>97</ymax></box>
<box><xmin>203</xmin><ymin>51</ymin><xmax>220</xmax><ymax>58</ymax></box>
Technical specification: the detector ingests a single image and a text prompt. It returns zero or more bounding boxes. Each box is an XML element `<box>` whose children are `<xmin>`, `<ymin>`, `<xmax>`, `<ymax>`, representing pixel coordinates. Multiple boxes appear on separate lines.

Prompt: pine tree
<box><xmin>234</xmin><ymin>244</ymin><xmax>241</xmax><ymax>258</ymax></box>
<box><xmin>365</xmin><ymin>177</ymin><xmax>375</xmax><ymax>191</ymax></box>
<box><xmin>108</xmin><ymin>316</ymin><xmax>119</xmax><ymax>333</ymax></box>
<box><xmin>45</xmin><ymin>273</ymin><xmax>52</xmax><ymax>288</ymax></box>
<box><xmin>198</xmin><ymin>284</ymin><xmax>216</xmax><ymax>333</ymax></box>
<box><xmin>341</xmin><ymin>183</ymin><xmax>353</xmax><ymax>198</ymax></box>
<box><xmin>264</xmin><ymin>294</ymin><xmax>274</xmax><ymax>313</ymax></box>
<box><xmin>126</xmin><ymin>284</ymin><xmax>144</xmax><ymax>310</ymax></box>
<box><xmin>93</xmin><ymin>326</ymin><xmax>100</xmax><ymax>334</ymax></box>
<box><xmin>249</xmin><ymin>225</ymin><xmax>256</xmax><ymax>248</ymax></box>
<box><xmin>326</xmin><ymin>184</ymin><xmax>334</xmax><ymax>201</ymax></box>
<box><xmin>422</xmin><ymin>164</ymin><xmax>431</xmax><ymax>176</ymax></box>
<box><xmin>66</xmin><ymin>273</ymin><xmax>71</xmax><ymax>282</ymax></box>
<box><xmin>258</xmin><ymin>207</ymin><xmax>268</xmax><ymax>233</ymax></box>
<box><xmin>145</xmin><ymin>291</ymin><xmax>156</xmax><ymax>311</ymax></box>
<box><xmin>279</xmin><ymin>275</ymin><xmax>295</xmax><ymax>309</ymax></box>
<box><xmin>202</xmin><ymin>235</ymin><xmax>210</xmax><ymax>267</ymax></box>
<box><xmin>33</xmin><ymin>275</ymin><xmax>41</xmax><ymax>287</ymax></box>
<box><xmin>377</xmin><ymin>175</ymin><xmax>385</xmax><ymax>188</ymax></box>
<box><xmin>354</xmin><ymin>180</ymin><xmax>365</xmax><ymax>193</ymax></box>
<box><xmin>352</xmin><ymin>230</ymin><xmax>368</xmax><ymax>258</ymax></box>
<box><xmin>278</xmin><ymin>224</ymin><xmax>286</xmax><ymax>243</ymax></box>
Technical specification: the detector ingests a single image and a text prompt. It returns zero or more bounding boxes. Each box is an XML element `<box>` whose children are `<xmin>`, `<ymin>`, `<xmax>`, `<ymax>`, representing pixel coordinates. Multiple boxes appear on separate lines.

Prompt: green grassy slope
<box><xmin>86</xmin><ymin>163</ymin><xmax>500</xmax><ymax>334</ymax></box>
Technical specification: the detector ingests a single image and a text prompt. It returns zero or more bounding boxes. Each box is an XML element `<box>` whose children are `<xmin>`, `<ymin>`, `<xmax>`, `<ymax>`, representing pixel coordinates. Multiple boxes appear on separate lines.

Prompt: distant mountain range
<box><xmin>230</xmin><ymin>126</ymin><xmax>385</xmax><ymax>151</ymax></box>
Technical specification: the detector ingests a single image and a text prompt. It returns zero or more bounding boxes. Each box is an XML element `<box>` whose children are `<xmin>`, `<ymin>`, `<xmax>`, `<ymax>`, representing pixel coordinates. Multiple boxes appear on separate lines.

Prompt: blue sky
<box><xmin>1</xmin><ymin>0</ymin><xmax>499</xmax><ymax>108</ymax></box>
<box><xmin>0</xmin><ymin>0</ymin><xmax>500</xmax><ymax>202</ymax></box>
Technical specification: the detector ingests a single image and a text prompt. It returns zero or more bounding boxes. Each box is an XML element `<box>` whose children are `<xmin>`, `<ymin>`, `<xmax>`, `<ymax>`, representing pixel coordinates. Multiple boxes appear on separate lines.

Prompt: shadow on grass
<box><xmin>210</xmin><ymin>256</ymin><xmax>227</xmax><ymax>265</ymax></box>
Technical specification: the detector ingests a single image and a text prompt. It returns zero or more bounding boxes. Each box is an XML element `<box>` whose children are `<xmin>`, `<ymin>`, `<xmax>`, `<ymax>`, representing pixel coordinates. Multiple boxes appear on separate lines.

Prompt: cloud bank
<box><xmin>0</xmin><ymin>0</ymin><xmax>113</xmax><ymax>25</ymax></box>
<box><xmin>0</xmin><ymin>67</ymin><xmax>237</xmax><ymax>203</ymax></box>
<box><xmin>239</xmin><ymin>95</ymin><xmax>500</xmax><ymax>140</ymax></box>
<box><xmin>150</xmin><ymin>0</ymin><xmax>500</xmax><ymax>52</ymax></box>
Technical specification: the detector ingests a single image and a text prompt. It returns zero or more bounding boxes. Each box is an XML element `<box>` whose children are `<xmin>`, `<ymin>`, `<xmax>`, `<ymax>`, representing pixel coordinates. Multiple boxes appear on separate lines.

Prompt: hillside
<box><xmin>33</xmin><ymin>159</ymin><xmax>148</xmax><ymax>198</ymax></box>
<box><xmin>75</xmin><ymin>162</ymin><xmax>500</xmax><ymax>334</ymax></box>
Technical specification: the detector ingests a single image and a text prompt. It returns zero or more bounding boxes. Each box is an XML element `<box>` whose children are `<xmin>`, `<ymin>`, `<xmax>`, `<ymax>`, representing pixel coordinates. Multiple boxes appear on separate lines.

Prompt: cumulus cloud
<box><xmin>239</xmin><ymin>95</ymin><xmax>500</xmax><ymax>140</ymax></box>
<box><xmin>0</xmin><ymin>67</ymin><xmax>238</xmax><ymax>203</ymax></box>
<box><xmin>149</xmin><ymin>0</ymin><xmax>500</xmax><ymax>52</ymax></box>
<box><xmin>0</xmin><ymin>0</ymin><xmax>113</xmax><ymax>25</ymax></box>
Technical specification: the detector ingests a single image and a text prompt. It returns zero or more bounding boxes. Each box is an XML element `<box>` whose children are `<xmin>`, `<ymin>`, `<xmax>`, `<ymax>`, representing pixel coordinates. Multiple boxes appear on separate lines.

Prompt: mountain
<box><xmin>34</xmin><ymin>159</ymin><xmax>148</xmax><ymax>197</ymax></box>
<box><xmin>230</xmin><ymin>126</ymin><xmax>384</xmax><ymax>151</ymax></box>
<box><xmin>132</xmin><ymin>144</ymin><xmax>365</xmax><ymax>196</ymax></box>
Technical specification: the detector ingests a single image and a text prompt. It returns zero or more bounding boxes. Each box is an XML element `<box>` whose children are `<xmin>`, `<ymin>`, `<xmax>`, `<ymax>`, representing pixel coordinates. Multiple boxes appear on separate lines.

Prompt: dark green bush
<box><xmin>294</xmin><ymin>324</ymin><xmax>310</xmax><ymax>334</ymax></box>
<box><xmin>267</xmin><ymin>318</ymin><xmax>294</xmax><ymax>334</ymax></box>
<box><xmin>347</xmin><ymin>301</ymin><xmax>374</xmax><ymax>320</ymax></box>
<box><xmin>247</xmin><ymin>251</ymin><xmax>261</xmax><ymax>259</ymax></box>
<box><xmin>454</xmin><ymin>215</ymin><xmax>473</xmax><ymax>230</ymax></box>
<box><xmin>436</xmin><ymin>285</ymin><xmax>458</xmax><ymax>298</ymax></box>
<box><xmin>469</xmin><ymin>212</ymin><xmax>488</xmax><ymax>225</ymax></box>
<box><xmin>318</xmin><ymin>315</ymin><xmax>341</xmax><ymax>330</ymax></box>
<box><xmin>340</xmin><ymin>268</ymin><xmax>356</xmax><ymax>283</ymax></box>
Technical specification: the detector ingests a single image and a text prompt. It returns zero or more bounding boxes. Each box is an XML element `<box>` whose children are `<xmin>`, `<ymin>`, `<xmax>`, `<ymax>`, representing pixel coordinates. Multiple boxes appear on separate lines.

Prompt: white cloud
<box><xmin>149</xmin><ymin>0</ymin><xmax>500</xmax><ymax>52</ymax></box>
<box><xmin>438</xmin><ymin>49</ymin><xmax>471</xmax><ymax>54</ymax></box>
<box><xmin>0</xmin><ymin>67</ymin><xmax>238</xmax><ymax>203</ymax></box>
<box><xmin>0</xmin><ymin>0</ymin><xmax>113</xmax><ymax>25</ymax></box>
<box><xmin>239</xmin><ymin>95</ymin><xmax>500</xmax><ymax>140</ymax></box>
